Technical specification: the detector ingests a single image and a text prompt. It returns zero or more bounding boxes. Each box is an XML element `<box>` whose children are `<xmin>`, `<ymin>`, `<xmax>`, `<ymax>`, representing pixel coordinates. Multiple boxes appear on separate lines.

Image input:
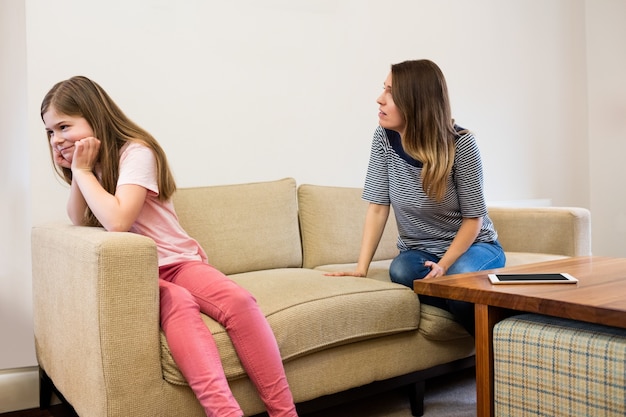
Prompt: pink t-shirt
<box><xmin>117</xmin><ymin>142</ymin><xmax>208</xmax><ymax>266</ymax></box>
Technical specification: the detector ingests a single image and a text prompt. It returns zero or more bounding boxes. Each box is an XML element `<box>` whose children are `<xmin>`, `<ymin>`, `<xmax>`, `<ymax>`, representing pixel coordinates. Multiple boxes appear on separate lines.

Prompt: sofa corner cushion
<box><xmin>173</xmin><ymin>178</ymin><xmax>302</xmax><ymax>275</ymax></box>
<box><xmin>298</xmin><ymin>184</ymin><xmax>399</xmax><ymax>269</ymax></box>
<box><xmin>160</xmin><ymin>268</ymin><xmax>420</xmax><ymax>385</ymax></box>
<box><xmin>418</xmin><ymin>304</ymin><xmax>472</xmax><ymax>341</ymax></box>
<box><xmin>503</xmin><ymin>252</ymin><xmax>569</xmax><ymax>267</ymax></box>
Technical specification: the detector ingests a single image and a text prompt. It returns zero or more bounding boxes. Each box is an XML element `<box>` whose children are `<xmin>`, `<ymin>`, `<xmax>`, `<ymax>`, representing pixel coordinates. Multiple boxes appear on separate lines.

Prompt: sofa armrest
<box><xmin>31</xmin><ymin>223</ymin><xmax>163</xmax><ymax>416</ymax></box>
<box><xmin>488</xmin><ymin>206</ymin><xmax>591</xmax><ymax>257</ymax></box>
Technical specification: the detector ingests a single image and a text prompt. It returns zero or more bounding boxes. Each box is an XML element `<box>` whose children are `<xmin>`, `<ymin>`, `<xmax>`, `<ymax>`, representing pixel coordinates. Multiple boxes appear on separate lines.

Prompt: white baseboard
<box><xmin>0</xmin><ymin>367</ymin><xmax>63</xmax><ymax>413</ymax></box>
<box><xmin>0</xmin><ymin>367</ymin><xmax>40</xmax><ymax>413</ymax></box>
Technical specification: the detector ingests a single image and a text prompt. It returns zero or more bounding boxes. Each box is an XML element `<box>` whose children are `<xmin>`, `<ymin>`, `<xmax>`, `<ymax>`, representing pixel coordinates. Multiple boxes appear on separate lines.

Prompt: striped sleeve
<box><xmin>453</xmin><ymin>133</ymin><xmax>488</xmax><ymax>218</ymax></box>
<box><xmin>362</xmin><ymin>126</ymin><xmax>391</xmax><ymax>205</ymax></box>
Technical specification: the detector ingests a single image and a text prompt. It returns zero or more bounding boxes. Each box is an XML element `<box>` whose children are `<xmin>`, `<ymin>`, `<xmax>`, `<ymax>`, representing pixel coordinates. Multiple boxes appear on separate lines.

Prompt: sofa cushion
<box><xmin>160</xmin><ymin>268</ymin><xmax>420</xmax><ymax>385</ymax></box>
<box><xmin>503</xmin><ymin>252</ymin><xmax>569</xmax><ymax>267</ymax></box>
<box><xmin>298</xmin><ymin>184</ymin><xmax>399</xmax><ymax>269</ymax></box>
<box><xmin>315</xmin><ymin>262</ymin><xmax>472</xmax><ymax>341</ymax></box>
<box><xmin>173</xmin><ymin>178</ymin><xmax>302</xmax><ymax>275</ymax></box>
<box><xmin>313</xmin><ymin>260</ymin><xmax>393</xmax><ymax>282</ymax></box>
<box><xmin>418</xmin><ymin>304</ymin><xmax>472</xmax><ymax>341</ymax></box>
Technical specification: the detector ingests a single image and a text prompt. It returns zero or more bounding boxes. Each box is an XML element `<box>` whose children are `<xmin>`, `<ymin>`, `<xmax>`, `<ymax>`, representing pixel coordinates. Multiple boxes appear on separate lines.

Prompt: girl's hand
<box><xmin>52</xmin><ymin>146</ymin><xmax>72</xmax><ymax>169</ymax></box>
<box><xmin>72</xmin><ymin>137</ymin><xmax>101</xmax><ymax>172</ymax></box>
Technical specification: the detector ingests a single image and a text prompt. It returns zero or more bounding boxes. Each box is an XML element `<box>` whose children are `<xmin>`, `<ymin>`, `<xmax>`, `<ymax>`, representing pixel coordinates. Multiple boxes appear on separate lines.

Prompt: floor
<box><xmin>0</xmin><ymin>405</ymin><xmax>76</xmax><ymax>417</ymax></box>
<box><xmin>1</xmin><ymin>367</ymin><xmax>475</xmax><ymax>417</ymax></box>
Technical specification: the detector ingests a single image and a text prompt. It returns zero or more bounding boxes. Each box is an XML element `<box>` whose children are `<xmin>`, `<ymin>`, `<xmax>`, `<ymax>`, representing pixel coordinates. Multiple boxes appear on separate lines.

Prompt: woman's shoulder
<box><xmin>454</xmin><ymin>126</ymin><xmax>477</xmax><ymax>147</ymax></box>
<box><xmin>372</xmin><ymin>125</ymin><xmax>401</xmax><ymax>145</ymax></box>
<box><xmin>453</xmin><ymin>124</ymin><xmax>473</xmax><ymax>139</ymax></box>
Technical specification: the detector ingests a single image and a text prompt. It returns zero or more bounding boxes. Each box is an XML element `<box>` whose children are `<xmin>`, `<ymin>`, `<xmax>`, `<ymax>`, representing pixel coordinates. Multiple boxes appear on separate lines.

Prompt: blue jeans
<box><xmin>389</xmin><ymin>241</ymin><xmax>506</xmax><ymax>336</ymax></box>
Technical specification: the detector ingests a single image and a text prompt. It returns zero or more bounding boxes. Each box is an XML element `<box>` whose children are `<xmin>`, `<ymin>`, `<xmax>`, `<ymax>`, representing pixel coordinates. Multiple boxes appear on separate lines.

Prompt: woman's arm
<box><xmin>424</xmin><ymin>216</ymin><xmax>482</xmax><ymax>278</ymax></box>
<box><xmin>326</xmin><ymin>203</ymin><xmax>390</xmax><ymax>277</ymax></box>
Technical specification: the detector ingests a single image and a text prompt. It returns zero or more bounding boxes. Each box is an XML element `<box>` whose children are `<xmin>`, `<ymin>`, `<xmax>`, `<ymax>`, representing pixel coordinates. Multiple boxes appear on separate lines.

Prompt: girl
<box><xmin>328</xmin><ymin>60</ymin><xmax>506</xmax><ymax>335</ymax></box>
<box><xmin>41</xmin><ymin>76</ymin><xmax>298</xmax><ymax>417</ymax></box>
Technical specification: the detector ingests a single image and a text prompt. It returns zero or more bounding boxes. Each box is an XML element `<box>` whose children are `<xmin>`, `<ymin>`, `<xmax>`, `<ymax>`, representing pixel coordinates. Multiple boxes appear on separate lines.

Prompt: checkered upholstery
<box><xmin>493</xmin><ymin>313</ymin><xmax>626</xmax><ymax>417</ymax></box>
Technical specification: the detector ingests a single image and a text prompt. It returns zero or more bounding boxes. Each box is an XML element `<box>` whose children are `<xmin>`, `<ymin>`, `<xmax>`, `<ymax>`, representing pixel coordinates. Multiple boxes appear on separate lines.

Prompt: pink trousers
<box><xmin>159</xmin><ymin>261</ymin><xmax>298</xmax><ymax>417</ymax></box>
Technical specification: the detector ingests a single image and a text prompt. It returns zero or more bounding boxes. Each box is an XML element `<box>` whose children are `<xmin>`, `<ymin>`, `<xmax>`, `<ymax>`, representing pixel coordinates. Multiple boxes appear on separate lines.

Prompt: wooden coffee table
<box><xmin>413</xmin><ymin>256</ymin><xmax>626</xmax><ymax>417</ymax></box>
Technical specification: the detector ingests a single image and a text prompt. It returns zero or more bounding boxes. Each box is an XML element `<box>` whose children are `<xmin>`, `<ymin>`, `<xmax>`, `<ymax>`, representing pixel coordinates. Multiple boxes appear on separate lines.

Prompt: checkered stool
<box><xmin>493</xmin><ymin>313</ymin><xmax>626</xmax><ymax>417</ymax></box>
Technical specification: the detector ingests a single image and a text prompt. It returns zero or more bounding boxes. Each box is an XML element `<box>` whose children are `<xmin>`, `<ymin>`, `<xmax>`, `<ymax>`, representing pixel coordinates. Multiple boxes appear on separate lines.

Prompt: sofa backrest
<box><xmin>298</xmin><ymin>184</ymin><xmax>399</xmax><ymax>269</ymax></box>
<box><xmin>173</xmin><ymin>177</ymin><xmax>302</xmax><ymax>275</ymax></box>
<box><xmin>488</xmin><ymin>206</ymin><xmax>592</xmax><ymax>257</ymax></box>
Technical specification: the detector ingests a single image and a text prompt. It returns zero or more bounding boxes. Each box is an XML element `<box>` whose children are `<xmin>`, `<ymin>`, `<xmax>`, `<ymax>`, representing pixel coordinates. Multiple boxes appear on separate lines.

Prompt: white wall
<box><xmin>2</xmin><ymin>0</ymin><xmax>623</xmax><ymax>412</ymax></box>
<box><xmin>24</xmin><ymin>0</ymin><xmax>593</xmax><ymax>226</ymax></box>
<box><xmin>1</xmin><ymin>0</ymin><xmax>37</xmax><ymax>411</ymax></box>
<box><xmin>1</xmin><ymin>0</ymin><xmax>32</xmax><ymax>368</ymax></box>
<box><xmin>586</xmin><ymin>0</ymin><xmax>626</xmax><ymax>257</ymax></box>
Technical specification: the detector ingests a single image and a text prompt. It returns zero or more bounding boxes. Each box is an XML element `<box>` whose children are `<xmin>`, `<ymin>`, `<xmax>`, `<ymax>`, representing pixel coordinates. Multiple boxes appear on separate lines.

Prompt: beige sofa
<box><xmin>31</xmin><ymin>177</ymin><xmax>591</xmax><ymax>417</ymax></box>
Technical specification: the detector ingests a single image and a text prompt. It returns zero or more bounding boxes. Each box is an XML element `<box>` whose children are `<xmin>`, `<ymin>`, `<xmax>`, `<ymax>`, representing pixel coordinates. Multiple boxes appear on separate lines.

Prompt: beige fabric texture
<box><xmin>31</xmin><ymin>179</ymin><xmax>592</xmax><ymax>417</ymax></box>
<box><xmin>161</xmin><ymin>268</ymin><xmax>421</xmax><ymax>385</ymax></box>
<box><xmin>298</xmin><ymin>184</ymin><xmax>400</xmax><ymax>269</ymax></box>
<box><xmin>173</xmin><ymin>177</ymin><xmax>302</xmax><ymax>275</ymax></box>
<box><xmin>488</xmin><ymin>206</ymin><xmax>591</xmax><ymax>258</ymax></box>
<box><xmin>32</xmin><ymin>224</ymin><xmax>164</xmax><ymax>417</ymax></box>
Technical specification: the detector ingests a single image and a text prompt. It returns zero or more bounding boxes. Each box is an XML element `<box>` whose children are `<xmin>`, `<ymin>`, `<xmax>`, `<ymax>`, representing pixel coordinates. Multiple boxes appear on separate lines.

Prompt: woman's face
<box><xmin>376</xmin><ymin>72</ymin><xmax>405</xmax><ymax>133</ymax></box>
<box><xmin>43</xmin><ymin>106</ymin><xmax>95</xmax><ymax>165</ymax></box>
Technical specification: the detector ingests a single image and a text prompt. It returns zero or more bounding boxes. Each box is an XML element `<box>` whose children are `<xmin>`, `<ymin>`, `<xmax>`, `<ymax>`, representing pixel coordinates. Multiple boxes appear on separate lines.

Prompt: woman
<box><xmin>329</xmin><ymin>60</ymin><xmax>505</xmax><ymax>334</ymax></box>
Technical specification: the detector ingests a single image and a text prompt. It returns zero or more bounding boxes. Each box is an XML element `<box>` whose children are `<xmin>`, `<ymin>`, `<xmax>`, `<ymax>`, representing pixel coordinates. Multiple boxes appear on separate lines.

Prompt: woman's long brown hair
<box><xmin>41</xmin><ymin>76</ymin><xmax>176</xmax><ymax>227</ymax></box>
<box><xmin>391</xmin><ymin>60</ymin><xmax>464</xmax><ymax>201</ymax></box>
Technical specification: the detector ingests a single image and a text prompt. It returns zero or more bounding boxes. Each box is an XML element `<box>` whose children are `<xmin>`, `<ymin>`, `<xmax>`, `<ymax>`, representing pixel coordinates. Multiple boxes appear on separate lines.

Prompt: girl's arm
<box><xmin>72</xmin><ymin>171</ymin><xmax>147</xmax><ymax>232</ymax></box>
<box><xmin>424</xmin><ymin>216</ymin><xmax>482</xmax><ymax>278</ymax></box>
<box><xmin>70</xmin><ymin>137</ymin><xmax>147</xmax><ymax>232</ymax></box>
<box><xmin>66</xmin><ymin>178</ymin><xmax>89</xmax><ymax>226</ymax></box>
<box><xmin>326</xmin><ymin>203</ymin><xmax>390</xmax><ymax>277</ymax></box>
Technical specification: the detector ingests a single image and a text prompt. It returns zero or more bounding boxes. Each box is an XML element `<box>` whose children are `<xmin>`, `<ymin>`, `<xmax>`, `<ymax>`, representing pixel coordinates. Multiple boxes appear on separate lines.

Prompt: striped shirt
<box><xmin>363</xmin><ymin>126</ymin><xmax>498</xmax><ymax>257</ymax></box>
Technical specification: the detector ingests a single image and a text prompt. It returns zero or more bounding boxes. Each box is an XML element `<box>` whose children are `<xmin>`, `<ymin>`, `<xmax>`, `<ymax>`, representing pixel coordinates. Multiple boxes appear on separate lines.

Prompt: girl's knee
<box><xmin>210</xmin><ymin>282</ymin><xmax>259</xmax><ymax>318</ymax></box>
<box><xmin>226</xmin><ymin>287</ymin><xmax>258</xmax><ymax>312</ymax></box>
<box><xmin>159</xmin><ymin>282</ymin><xmax>198</xmax><ymax>322</ymax></box>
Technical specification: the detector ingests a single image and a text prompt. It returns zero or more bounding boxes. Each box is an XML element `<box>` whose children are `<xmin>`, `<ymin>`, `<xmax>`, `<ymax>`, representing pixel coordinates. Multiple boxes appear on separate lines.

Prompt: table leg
<box><xmin>474</xmin><ymin>304</ymin><xmax>514</xmax><ymax>417</ymax></box>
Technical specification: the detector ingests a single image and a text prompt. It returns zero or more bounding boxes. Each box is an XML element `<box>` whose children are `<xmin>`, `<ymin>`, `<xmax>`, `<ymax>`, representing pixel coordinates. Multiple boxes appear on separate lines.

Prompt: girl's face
<box><xmin>376</xmin><ymin>72</ymin><xmax>405</xmax><ymax>134</ymax></box>
<box><xmin>43</xmin><ymin>106</ymin><xmax>95</xmax><ymax>165</ymax></box>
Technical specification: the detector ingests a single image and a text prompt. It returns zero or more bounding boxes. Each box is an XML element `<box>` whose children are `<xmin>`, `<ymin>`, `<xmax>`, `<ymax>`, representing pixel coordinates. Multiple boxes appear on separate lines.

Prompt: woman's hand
<box><xmin>324</xmin><ymin>271</ymin><xmax>366</xmax><ymax>278</ymax></box>
<box><xmin>72</xmin><ymin>137</ymin><xmax>101</xmax><ymax>172</ymax></box>
<box><xmin>424</xmin><ymin>260</ymin><xmax>447</xmax><ymax>278</ymax></box>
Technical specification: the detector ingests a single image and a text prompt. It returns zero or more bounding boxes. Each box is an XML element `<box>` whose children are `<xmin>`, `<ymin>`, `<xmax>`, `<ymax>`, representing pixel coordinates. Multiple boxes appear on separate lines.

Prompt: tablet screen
<box><xmin>488</xmin><ymin>273</ymin><xmax>578</xmax><ymax>284</ymax></box>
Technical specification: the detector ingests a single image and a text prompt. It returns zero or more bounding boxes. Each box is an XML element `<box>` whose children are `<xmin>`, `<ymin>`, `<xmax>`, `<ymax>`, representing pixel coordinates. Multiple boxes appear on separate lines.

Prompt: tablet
<box><xmin>488</xmin><ymin>272</ymin><xmax>578</xmax><ymax>285</ymax></box>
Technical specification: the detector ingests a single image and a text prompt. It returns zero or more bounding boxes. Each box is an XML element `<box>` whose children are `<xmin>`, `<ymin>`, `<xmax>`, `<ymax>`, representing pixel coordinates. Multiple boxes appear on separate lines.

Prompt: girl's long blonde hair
<box><xmin>41</xmin><ymin>76</ymin><xmax>176</xmax><ymax>227</ymax></box>
<box><xmin>391</xmin><ymin>60</ymin><xmax>464</xmax><ymax>201</ymax></box>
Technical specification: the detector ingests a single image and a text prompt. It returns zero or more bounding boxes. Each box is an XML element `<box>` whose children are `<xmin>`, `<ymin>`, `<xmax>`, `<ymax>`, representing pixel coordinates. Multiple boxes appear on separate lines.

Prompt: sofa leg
<box><xmin>39</xmin><ymin>367</ymin><xmax>53</xmax><ymax>409</ymax></box>
<box><xmin>408</xmin><ymin>380</ymin><xmax>425</xmax><ymax>416</ymax></box>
